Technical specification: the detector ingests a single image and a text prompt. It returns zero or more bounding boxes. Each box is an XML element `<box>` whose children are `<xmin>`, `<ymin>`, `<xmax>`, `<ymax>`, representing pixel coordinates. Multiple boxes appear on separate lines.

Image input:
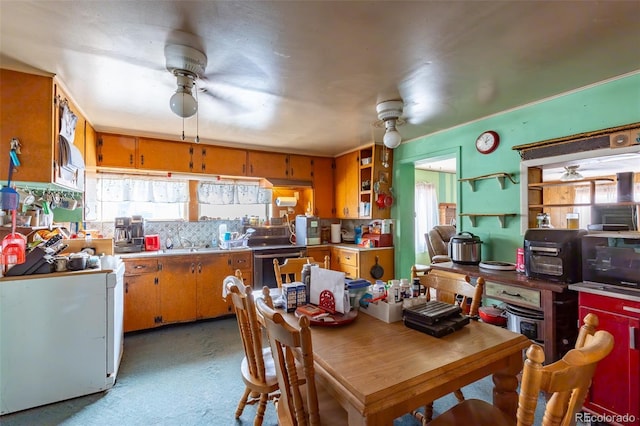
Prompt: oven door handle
<box><xmin>254</xmin><ymin>252</ymin><xmax>304</xmax><ymax>259</ymax></box>
<box><xmin>530</xmin><ymin>247</ymin><xmax>560</xmax><ymax>255</ymax></box>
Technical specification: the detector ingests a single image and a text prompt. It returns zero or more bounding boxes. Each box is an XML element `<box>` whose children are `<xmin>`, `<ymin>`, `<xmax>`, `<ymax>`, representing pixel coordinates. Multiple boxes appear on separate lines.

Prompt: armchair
<box><xmin>425</xmin><ymin>225</ymin><xmax>456</xmax><ymax>263</ymax></box>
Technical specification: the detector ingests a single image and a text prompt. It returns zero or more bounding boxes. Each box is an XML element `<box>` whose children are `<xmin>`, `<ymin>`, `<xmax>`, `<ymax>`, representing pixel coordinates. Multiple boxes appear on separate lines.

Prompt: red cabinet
<box><xmin>577</xmin><ymin>291</ymin><xmax>639</xmax><ymax>426</ymax></box>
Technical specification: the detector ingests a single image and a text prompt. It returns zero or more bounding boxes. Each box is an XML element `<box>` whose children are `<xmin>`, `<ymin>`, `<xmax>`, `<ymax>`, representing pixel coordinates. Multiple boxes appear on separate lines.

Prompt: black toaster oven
<box><xmin>582</xmin><ymin>231</ymin><xmax>640</xmax><ymax>290</ymax></box>
<box><xmin>524</xmin><ymin>229</ymin><xmax>587</xmax><ymax>283</ymax></box>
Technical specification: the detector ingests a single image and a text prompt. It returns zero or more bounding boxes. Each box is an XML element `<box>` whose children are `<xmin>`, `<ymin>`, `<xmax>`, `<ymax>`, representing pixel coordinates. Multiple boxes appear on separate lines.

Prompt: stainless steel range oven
<box><xmin>246</xmin><ymin>225</ymin><xmax>307</xmax><ymax>289</ymax></box>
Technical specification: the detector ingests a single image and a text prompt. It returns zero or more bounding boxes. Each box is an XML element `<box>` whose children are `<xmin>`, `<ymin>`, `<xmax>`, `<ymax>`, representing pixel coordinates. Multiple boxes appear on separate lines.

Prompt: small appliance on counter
<box><xmin>524</xmin><ymin>228</ymin><xmax>587</xmax><ymax>283</ymax></box>
<box><xmin>581</xmin><ymin>231</ymin><xmax>640</xmax><ymax>290</ymax></box>
<box><xmin>295</xmin><ymin>215</ymin><xmax>320</xmax><ymax>246</ymax></box>
<box><xmin>114</xmin><ymin>216</ymin><xmax>144</xmax><ymax>253</ymax></box>
<box><xmin>448</xmin><ymin>232</ymin><xmax>482</xmax><ymax>265</ymax></box>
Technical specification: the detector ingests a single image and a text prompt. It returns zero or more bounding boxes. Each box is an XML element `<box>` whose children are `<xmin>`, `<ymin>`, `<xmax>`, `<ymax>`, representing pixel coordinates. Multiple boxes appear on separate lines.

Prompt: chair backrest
<box><xmin>255</xmin><ymin>294</ymin><xmax>320</xmax><ymax>425</ymax></box>
<box><xmin>273</xmin><ymin>256</ymin><xmax>330</xmax><ymax>289</ymax></box>
<box><xmin>517</xmin><ymin>327</ymin><xmax>614</xmax><ymax>426</ymax></box>
<box><xmin>419</xmin><ymin>268</ymin><xmax>484</xmax><ymax>316</ymax></box>
<box><xmin>426</xmin><ymin>225</ymin><xmax>456</xmax><ymax>262</ymax></box>
<box><xmin>226</xmin><ymin>275</ymin><xmax>268</xmax><ymax>386</ymax></box>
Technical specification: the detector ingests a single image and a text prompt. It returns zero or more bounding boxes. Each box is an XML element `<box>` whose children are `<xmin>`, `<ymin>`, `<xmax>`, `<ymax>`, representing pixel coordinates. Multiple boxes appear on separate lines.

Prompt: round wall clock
<box><xmin>475</xmin><ymin>130</ymin><xmax>500</xmax><ymax>154</ymax></box>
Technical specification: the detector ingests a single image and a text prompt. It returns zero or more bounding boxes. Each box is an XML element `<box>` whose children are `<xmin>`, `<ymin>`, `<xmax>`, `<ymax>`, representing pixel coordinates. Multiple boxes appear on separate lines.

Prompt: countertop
<box><xmin>117</xmin><ymin>243</ymin><xmax>393</xmax><ymax>258</ymax></box>
<box><xmin>430</xmin><ymin>262</ymin><xmax>570</xmax><ymax>293</ymax></box>
<box><xmin>568</xmin><ymin>281</ymin><xmax>640</xmax><ymax>303</ymax></box>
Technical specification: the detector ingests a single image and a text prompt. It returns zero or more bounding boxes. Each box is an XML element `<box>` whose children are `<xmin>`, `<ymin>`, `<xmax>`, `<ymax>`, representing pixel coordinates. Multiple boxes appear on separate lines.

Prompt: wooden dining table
<box><xmin>280</xmin><ymin>307</ymin><xmax>531</xmax><ymax>426</ymax></box>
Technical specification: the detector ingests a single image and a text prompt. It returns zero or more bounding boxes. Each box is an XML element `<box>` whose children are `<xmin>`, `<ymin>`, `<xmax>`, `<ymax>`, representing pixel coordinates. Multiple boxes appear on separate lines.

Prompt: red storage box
<box><xmin>362</xmin><ymin>233</ymin><xmax>393</xmax><ymax>247</ymax></box>
<box><xmin>144</xmin><ymin>234</ymin><xmax>160</xmax><ymax>251</ymax></box>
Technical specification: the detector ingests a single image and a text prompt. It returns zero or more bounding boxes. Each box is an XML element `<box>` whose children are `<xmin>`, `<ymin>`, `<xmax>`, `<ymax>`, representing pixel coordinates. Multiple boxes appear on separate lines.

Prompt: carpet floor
<box><xmin>2</xmin><ymin>317</ymin><xmax>556</xmax><ymax>426</ymax></box>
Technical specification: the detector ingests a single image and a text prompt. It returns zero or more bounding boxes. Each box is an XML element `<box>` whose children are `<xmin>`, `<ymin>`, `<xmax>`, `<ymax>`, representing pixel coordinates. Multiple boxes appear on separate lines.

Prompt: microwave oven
<box><xmin>581</xmin><ymin>231</ymin><xmax>640</xmax><ymax>290</ymax></box>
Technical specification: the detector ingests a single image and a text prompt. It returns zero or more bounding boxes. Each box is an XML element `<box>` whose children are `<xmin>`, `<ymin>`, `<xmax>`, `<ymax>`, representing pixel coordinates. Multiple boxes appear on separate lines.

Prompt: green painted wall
<box><xmin>415</xmin><ymin>169</ymin><xmax>456</xmax><ymax>204</ymax></box>
<box><xmin>392</xmin><ymin>72</ymin><xmax>640</xmax><ymax>277</ymax></box>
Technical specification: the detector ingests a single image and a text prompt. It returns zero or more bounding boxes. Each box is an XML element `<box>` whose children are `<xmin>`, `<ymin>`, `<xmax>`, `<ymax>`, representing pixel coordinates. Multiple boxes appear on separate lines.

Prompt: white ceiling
<box><xmin>1</xmin><ymin>1</ymin><xmax>639</xmax><ymax>157</ymax></box>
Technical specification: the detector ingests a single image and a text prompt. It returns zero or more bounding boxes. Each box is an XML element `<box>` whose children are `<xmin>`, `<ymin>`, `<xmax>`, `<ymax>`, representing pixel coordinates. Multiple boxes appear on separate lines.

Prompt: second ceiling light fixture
<box><xmin>376</xmin><ymin>100</ymin><xmax>404</xmax><ymax>149</ymax></box>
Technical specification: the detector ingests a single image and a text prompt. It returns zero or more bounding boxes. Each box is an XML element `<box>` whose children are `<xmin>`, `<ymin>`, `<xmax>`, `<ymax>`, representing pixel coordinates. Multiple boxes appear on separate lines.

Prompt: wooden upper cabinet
<box><xmin>1</xmin><ymin>69</ymin><xmax>87</xmax><ymax>190</ymax></box>
<box><xmin>288</xmin><ymin>154</ymin><xmax>313</xmax><ymax>180</ymax></box>
<box><xmin>137</xmin><ymin>137</ymin><xmax>192</xmax><ymax>173</ymax></box>
<box><xmin>334</xmin><ymin>150</ymin><xmax>360</xmax><ymax>219</ymax></box>
<box><xmin>312</xmin><ymin>156</ymin><xmax>334</xmax><ymax>218</ymax></box>
<box><xmin>194</xmin><ymin>145</ymin><xmax>247</xmax><ymax>176</ymax></box>
<box><xmin>247</xmin><ymin>151</ymin><xmax>289</xmax><ymax>178</ymax></box>
<box><xmin>97</xmin><ymin>133</ymin><xmax>137</xmax><ymax>168</ymax></box>
<box><xmin>83</xmin><ymin>122</ymin><xmax>97</xmax><ymax>169</ymax></box>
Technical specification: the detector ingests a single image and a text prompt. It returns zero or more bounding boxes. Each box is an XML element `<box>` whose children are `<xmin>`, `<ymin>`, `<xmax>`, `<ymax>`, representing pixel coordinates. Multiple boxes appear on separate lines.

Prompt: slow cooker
<box><xmin>448</xmin><ymin>232</ymin><xmax>482</xmax><ymax>265</ymax></box>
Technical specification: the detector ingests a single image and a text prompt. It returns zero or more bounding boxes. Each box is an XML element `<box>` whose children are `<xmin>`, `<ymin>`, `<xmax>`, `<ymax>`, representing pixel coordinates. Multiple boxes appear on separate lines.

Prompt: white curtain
<box><xmin>97</xmin><ymin>177</ymin><xmax>188</xmax><ymax>202</ymax></box>
<box><xmin>415</xmin><ymin>182</ymin><xmax>439</xmax><ymax>253</ymax></box>
<box><xmin>197</xmin><ymin>180</ymin><xmax>272</xmax><ymax>205</ymax></box>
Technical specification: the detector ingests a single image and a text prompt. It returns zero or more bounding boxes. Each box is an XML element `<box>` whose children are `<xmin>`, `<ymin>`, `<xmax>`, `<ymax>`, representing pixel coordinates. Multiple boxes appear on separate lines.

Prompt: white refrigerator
<box><xmin>0</xmin><ymin>263</ymin><xmax>124</xmax><ymax>415</ymax></box>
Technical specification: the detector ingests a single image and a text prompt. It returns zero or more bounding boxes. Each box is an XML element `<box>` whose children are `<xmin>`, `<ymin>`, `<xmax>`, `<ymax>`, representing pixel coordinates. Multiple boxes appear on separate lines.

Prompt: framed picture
<box><xmin>378</xmin><ymin>171</ymin><xmax>389</xmax><ymax>184</ymax></box>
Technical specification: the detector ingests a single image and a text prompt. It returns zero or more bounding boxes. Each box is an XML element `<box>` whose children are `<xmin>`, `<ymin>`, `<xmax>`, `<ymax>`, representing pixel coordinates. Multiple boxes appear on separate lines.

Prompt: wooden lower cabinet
<box><xmin>330</xmin><ymin>246</ymin><xmax>394</xmax><ymax>282</ymax></box>
<box><xmin>196</xmin><ymin>254</ymin><xmax>234</xmax><ymax>319</ymax></box>
<box><xmin>160</xmin><ymin>256</ymin><xmax>197</xmax><ymax>323</ymax></box>
<box><xmin>123</xmin><ymin>258</ymin><xmax>160</xmax><ymax>332</ymax></box>
<box><xmin>306</xmin><ymin>246</ymin><xmax>331</xmax><ymax>265</ymax></box>
<box><xmin>123</xmin><ymin>251</ymin><xmax>253</xmax><ymax>332</ymax></box>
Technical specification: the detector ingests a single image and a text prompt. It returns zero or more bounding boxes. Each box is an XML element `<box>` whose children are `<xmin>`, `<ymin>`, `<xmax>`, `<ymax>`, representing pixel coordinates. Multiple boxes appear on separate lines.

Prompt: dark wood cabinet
<box><xmin>577</xmin><ymin>291</ymin><xmax>639</xmax><ymax>425</ymax></box>
<box><xmin>431</xmin><ymin>262</ymin><xmax>578</xmax><ymax>364</ymax></box>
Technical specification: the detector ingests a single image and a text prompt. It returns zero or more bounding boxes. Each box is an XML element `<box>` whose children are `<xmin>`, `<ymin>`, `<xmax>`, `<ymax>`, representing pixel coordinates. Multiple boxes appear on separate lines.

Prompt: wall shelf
<box><xmin>459</xmin><ymin>172</ymin><xmax>518</xmax><ymax>191</ymax></box>
<box><xmin>528</xmin><ymin>177</ymin><xmax>614</xmax><ymax>189</ymax></box>
<box><xmin>459</xmin><ymin>213</ymin><xmax>518</xmax><ymax>228</ymax></box>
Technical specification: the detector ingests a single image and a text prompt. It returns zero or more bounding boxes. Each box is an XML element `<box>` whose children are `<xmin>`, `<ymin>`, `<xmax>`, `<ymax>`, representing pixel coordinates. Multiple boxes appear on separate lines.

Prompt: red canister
<box><xmin>516</xmin><ymin>248</ymin><xmax>525</xmax><ymax>273</ymax></box>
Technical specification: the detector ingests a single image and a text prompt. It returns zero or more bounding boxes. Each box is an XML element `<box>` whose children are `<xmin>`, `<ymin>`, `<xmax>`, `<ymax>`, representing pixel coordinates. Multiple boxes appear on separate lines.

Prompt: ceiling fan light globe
<box><xmin>383</xmin><ymin>129</ymin><xmax>402</xmax><ymax>148</ymax></box>
<box><xmin>170</xmin><ymin>91</ymin><xmax>197</xmax><ymax>118</ymax></box>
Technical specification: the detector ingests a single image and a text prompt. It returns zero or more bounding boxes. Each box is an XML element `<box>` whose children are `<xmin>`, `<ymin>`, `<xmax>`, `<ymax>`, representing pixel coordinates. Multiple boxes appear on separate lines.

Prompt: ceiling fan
<box><xmin>165</xmin><ymin>44</ymin><xmax>207</xmax><ymax>119</ymax></box>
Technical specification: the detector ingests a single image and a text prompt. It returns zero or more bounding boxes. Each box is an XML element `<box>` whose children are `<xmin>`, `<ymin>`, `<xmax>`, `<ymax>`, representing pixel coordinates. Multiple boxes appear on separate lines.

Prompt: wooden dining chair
<box><xmin>412</xmin><ymin>268</ymin><xmax>485</xmax><ymax>423</ymax></box>
<box><xmin>225</xmin><ymin>271</ymin><xmax>279</xmax><ymax>426</ymax></box>
<box><xmin>426</xmin><ymin>314</ymin><xmax>614</xmax><ymax>426</ymax></box>
<box><xmin>273</xmin><ymin>255</ymin><xmax>330</xmax><ymax>289</ymax></box>
<box><xmin>255</xmin><ymin>288</ymin><xmax>348</xmax><ymax>425</ymax></box>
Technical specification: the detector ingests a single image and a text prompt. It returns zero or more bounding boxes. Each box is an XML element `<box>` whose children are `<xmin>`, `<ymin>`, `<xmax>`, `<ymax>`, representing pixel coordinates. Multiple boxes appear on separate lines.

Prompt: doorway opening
<box><xmin>414</xmin><ymin>155</ymin><xmax>457</xmax><ymax>265</ymax></box>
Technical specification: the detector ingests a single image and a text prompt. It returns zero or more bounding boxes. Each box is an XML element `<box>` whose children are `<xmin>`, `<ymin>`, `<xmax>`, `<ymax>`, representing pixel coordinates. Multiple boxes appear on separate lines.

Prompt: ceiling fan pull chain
<box><xmin>195</xmin><ymin>82</ymin><xmax>200</xmax><ymax>143</ymax></box>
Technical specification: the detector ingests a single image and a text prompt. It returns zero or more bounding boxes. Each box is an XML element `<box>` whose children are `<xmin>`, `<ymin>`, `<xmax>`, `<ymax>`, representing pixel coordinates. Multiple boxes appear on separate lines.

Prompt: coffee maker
<box><xmin>114</xmin><ymin>215</ymin><xmax>144</xmax><ymax>253</ymax></box>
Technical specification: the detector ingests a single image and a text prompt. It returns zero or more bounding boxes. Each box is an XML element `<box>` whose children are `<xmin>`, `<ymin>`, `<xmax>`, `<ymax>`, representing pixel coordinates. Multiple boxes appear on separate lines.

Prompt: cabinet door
<box><xmin>335</xmin><ymin>151</ymin><xmax>360</xmax><ymax>218</ymax></box>
<box><xmin>288</xmin><ymin>154</ymin><xmax>313</xmax><ymax>180</ymax></box>
<box><xmin>159</xmin><ymin>257</ymin><xmax>197</xmax><ymax>323</ymax></box>
<box><xmin>230</xmin><ymin>251</ymin><xmax>253</xmax><ymax>287</ymax></box>
<box><xmin>306</xmin><ymin>246</ymin><xmax>330</xmax><ymax>266</ymax></box>
<box><xmin>97</xmin><ymin>133</ymin><xmax>137</xmax><ymax>168</ymax></box>
<box><xmin>84</xmin><ymin>122</ymin><xmax>97</xmax><ymax>169</ymax></box>
<box><xmin>360</xmin><ymin>249</ymin><xmax>394</xmax><ymax>282</ymax></box>
<box><xmin>137</xmin><ymin>137</ymin><xmax>192</xmax><ymax>173</ymax></box>
<box><xmin>1</xmin><ymin>70</ymin><xmax>55</xmax><ymax>184</ymax></box>
<box><xmin>196</xmin><ymin>145</ymin><xmax>247</xmax><ymax>176</ymax></box>
<box><xmin>123</xmin><ymin>273</ymin><xmax>159</xmax><ymax>332</ymax></box>
<box><xmin>312</xmin><ymin>156</ymin><xmax>334</xmax><ymax>218</ymax></box>
<box><xmin>580</xmin><ymin>305</ymin><xmax>639</xmax><ymax>423</ymax></box>
<box><xmin>247</xmin><ymin>151</ymin><xmax>288</xmax><ymax>179</ymax></box>
<box><xmin>196</xmin><ymin>254</ymin><xmax>233</xmax><ymax>319</ymax></box>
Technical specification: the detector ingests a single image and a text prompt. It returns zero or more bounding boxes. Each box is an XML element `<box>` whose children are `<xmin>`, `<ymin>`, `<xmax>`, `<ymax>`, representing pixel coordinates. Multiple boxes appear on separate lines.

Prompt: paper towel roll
<box><xmin>330</xmin><ymin>223</ymin><xmax>341</xmax><ymax>243</ymax></box>
<box><xmin>275</xmin><ymin>196</ymin><xmax>297</xmax><ymax>207</ymax></box>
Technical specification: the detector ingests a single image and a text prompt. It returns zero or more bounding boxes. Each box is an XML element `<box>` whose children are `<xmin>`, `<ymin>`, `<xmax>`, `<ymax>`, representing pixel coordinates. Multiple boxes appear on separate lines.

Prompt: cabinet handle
<box><xmin>191</xmin><ymin>263</ymin><xmax>195</xmax><ymax>273</ymax></box>
<box><xmin>198</xmin><ymin>263</ymin><xmax>202</xmax><ymax>273</ymax></box>
<box><xmin>129</xmin><ymin>154</ymin><xmax>134</xmax><ymax>165</ymax></box>
<box><xmin>623</xmin><ymin>306</ymin><xmax>640</xmax><ymax>314</ymax></box>
<box><xmin>500</xmin><ymin>290</ymin><xmax>523</xmax><ymax>298</ymax></box>
<box><xmin>140</xmin><ymin>154</ymin><xmax>144</xmax><ymax>165</ymax></box>
<box><xmin>631</xmin><ymin>326</ymin><xmax>638</xmax><ymax>350</ymax></box>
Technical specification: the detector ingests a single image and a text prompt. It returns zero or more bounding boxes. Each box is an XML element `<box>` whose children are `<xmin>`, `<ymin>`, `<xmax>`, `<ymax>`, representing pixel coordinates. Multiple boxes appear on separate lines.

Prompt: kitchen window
<box><xmin>85</xmin><ymin>173</ymin><xmax>189</xmax><ymax>221</ymax></box>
